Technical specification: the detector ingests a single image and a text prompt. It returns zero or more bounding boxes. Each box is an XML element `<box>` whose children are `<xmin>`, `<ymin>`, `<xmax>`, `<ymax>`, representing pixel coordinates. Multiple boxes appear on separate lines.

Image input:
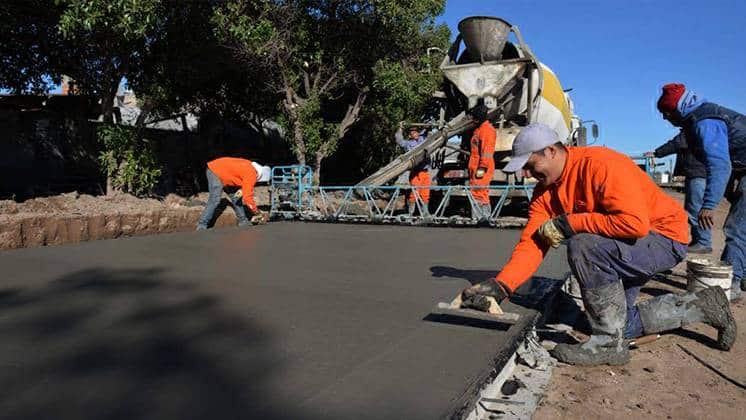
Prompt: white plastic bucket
<box><xmin>686</xmin><ymin>258</ymin><xmax>733</xmax><ymax>299</ymax></box>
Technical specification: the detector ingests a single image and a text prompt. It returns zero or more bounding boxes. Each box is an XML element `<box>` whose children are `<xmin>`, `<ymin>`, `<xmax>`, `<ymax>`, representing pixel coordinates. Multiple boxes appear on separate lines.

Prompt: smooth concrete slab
<box><xmin>0</xmin><ymin>223</ymin><xmax>567</xmax><ymax>420</ymax></box>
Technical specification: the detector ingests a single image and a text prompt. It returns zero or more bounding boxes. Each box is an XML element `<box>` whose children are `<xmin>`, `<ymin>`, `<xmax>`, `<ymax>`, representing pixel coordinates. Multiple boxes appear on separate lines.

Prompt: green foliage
<box><xmin>2</xmin><ymin>0</ymin><xmax>452</xmax><ymax>183</ymax></box>
<box><xmin>56</xmin><ymin>0</ymin><xmax>162</xmax><ymax>40</ymax></box>
<box><xmin>0</xmin><ymin>1</ymin><xmax>68</xmax><ymax>93</ymax></box>
<box><xmin>355</xmin><ymin>22</ymin><xmax>449</xmax><ymax>174</ymax></box>
<box><xmin>371</xmin><ymin>59</ymin><xmax>442</xmax><ymax>126</ymax></box>
<box><xmin>212</xmin><ymin>2</ymin><xmax>275</xmax><ymax>54</ymax></box>
<box><xmin>298</xmin><ymin>95</ymin><xmax>339</xmax><ymax>156</ymax></box>
<box><xmin>214</xmin><ymin>0</ymin><xmax>450</xmax><ymax>181</ymax></box>
<box><xmin>97</xmin><ymin>124</ymin><xmax>161</xmax><ymax>196</ymax></box>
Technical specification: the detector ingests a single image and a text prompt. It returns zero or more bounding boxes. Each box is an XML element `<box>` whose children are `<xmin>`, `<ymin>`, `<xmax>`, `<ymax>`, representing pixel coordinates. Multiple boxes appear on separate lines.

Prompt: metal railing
<box><xmin>270</xmin><ymin>165</ymin><xmax>532</xmax><ymax>228</ymax></box>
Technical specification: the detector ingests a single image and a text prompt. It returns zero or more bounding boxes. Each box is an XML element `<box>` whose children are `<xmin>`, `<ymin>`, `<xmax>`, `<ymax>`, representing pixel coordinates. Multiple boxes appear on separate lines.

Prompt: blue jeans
<box><xmin>197</xmin><ymin>169</ymin><xmax>249</xmax><ymax>229</ymax></box>
<box><xmin>685</xmin><ymin>177</ymin><xmax>712</xmax><ymax>248</ymax></box>
<box><xmin>722</xmin><ymin>173</ymin><xmax>746</xmax><ymax>285</ymax></box>
<box><xmin>566</xmin><ymin>232</ymin><xmax>687</xmax><ymax>339</ymax></box>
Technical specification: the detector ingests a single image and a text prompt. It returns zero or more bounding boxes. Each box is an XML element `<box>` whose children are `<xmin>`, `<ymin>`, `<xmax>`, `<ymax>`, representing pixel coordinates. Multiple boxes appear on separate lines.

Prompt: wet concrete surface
<box><xmin>0</xmin><ymin>222</ymin><xmax>567</xmax><ymax>420</ymax></box>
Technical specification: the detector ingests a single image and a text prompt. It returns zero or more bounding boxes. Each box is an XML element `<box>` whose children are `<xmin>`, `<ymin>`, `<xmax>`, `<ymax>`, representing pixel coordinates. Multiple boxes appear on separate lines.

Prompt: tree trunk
<box><xmin>337</xmin><ymin>92</ymin><xmax>366</xmax><ymax>139</ymax></box>
<box><xmin>313</xmin><ymin>154</ymin><xmax>324</xmax><ymax>185</ymax></box>
<box><xmin>283</xmin><ymin>83</ymin><xmax>307</xmax><ymax>166</ymax></box>
<box><xmin>106</xmin><ymin>160</ymin><xmax>126</xmax><ymax>196</ymax></box>
<box><xmin>100</xmin><ymin>73</ymin><xmax>123</xmax><ymax>123</ymax></box>
<box><xmin>293</xmin><ymin>116</ymin><xmax>306</xmax><ymax>166</ymax></box>
<box><xmin>135</xmin><ymin>99</ymin><xmax>154</xmax><ymax>127</ymax></box>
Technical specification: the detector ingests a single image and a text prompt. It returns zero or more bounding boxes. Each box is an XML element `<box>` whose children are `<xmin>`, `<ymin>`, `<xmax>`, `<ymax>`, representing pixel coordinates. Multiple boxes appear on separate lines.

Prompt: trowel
<box><xmin>432</xmin><ymin>292</ymin><xmax>521</xmax><ymax>325</ymax></box>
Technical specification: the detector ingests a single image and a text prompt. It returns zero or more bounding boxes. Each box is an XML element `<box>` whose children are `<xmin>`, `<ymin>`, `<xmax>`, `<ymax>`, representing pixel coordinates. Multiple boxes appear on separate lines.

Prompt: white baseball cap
<box><xmin>502</xmin><ymin>123</ymin><xmax>560</xmax><ymax>173</ymax></box>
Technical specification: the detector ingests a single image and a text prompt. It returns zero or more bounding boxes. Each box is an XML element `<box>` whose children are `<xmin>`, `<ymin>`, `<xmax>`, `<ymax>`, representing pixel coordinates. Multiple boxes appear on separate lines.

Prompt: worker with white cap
<box><xmin>196</xmin><ymin>157</ymin><xmax>272</xmax><ymax>230</ymax></box>
<box><xmin>460</xmin><ymin>123</ymin><xmax>736</xmax><ymax>366</ymax></box>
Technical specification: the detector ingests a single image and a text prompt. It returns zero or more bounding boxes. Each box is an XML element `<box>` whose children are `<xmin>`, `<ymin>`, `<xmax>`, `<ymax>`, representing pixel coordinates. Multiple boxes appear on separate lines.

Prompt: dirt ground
<box><xmin>0</xmin><ymin>187</ymin><xmax>271</xmax><ymax>249</ymax></box>
<box><xmin>535</xmin><ymin>191</ymin><xmax>746</xmax><ymax>420</ymax></box>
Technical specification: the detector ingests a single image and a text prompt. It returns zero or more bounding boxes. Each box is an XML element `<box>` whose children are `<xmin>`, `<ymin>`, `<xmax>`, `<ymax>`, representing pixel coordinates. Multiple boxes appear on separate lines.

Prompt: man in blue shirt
<box><xmin>395</xmin><ymin>122</ymin><xmax>430</xmax><ymax>215</ymax></box>
<box><xmin>658</xmin><ymin>83</ymin><xmax>746</xmax><ymax>298</ymax></box>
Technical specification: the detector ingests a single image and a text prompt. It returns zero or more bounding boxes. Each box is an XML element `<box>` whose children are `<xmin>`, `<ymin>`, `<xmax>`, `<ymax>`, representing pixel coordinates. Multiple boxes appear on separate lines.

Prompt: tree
<box><xmin>54</xmin><ymin>0</ymin><xmax>166</xmax><ymax>123</ymax></box>
<box><xmin>0</xmin><ymin>1</ymin><xmax>70</xmax><ymax>93</ymax></box>
<box><xmin>213</xmin><ymin>0</ymin><xmax>449</xmax><ymax>183</ymax></box>
<box><xmin>356</xmin><ymin>22</ymin><xmax>450</xmax><ymax>177</ymax></box>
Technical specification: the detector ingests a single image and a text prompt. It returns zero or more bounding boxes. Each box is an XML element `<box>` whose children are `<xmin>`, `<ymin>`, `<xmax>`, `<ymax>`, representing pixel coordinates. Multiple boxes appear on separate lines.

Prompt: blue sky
<box><xmin>438</xmin><ymin>0</ymin><xmax>746</xmax><ymax>156</ymax></box>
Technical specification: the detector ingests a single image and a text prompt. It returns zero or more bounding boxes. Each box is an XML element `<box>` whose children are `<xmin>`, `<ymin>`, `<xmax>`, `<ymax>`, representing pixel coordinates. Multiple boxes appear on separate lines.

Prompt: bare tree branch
<box><xmin>319</xmin><ymin>71</ymin><xmax>338</xmax><ymax>94</ymax></box>
<box><xmin>337</xmin><ymin>91</ymin><xmax>367</xmax><ymax>140</ymax></box>
<box><xmin>303</xmin><ymin>69</ymin><xmax>311</xmax><ymax>96</ymax></box>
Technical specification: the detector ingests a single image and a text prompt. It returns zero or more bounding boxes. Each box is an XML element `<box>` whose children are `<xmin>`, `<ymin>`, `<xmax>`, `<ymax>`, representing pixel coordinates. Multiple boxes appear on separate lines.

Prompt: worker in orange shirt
<box><xmin>467</xmin><ymin>102</ymin><xmax>496</xmax><ymax>220</ymax></box>
<box><xmin>460</xmin><ymin>123</ymin><xmax>736</xmax><ymax>366</ymax></box>
<box><xmin>196</xmin><ymin>157</ymin><xmax>271</xmax><ymax>230</ymax></box>
<box><xmin>395</xmin><ymin>122</ymin><xmax>430</xmax><ymax>215</ymax></box>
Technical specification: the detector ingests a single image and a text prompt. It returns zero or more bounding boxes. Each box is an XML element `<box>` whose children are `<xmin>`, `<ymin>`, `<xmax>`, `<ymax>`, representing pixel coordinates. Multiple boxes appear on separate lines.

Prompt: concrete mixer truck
<box><xmin>356</xmin><ymin>16</ymin><xmax>597</xmax><ymax>190</ymax></box>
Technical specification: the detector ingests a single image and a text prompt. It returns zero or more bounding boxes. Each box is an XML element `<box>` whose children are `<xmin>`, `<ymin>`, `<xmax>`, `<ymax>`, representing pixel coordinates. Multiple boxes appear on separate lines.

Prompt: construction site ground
<box><xmin>1</xmin><ymin>188</ymin><xmax>744</xmax><ymax>418</ymax></box>
<box><xmin>0</xmin><ymin>188</ymin><xmax>273</xmax><ymax>250</ymax></box>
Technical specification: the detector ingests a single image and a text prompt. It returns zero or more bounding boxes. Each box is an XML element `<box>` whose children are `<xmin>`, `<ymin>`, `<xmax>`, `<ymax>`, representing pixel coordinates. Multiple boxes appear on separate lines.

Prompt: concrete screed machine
<box><xmin>270</xmin><ymin>16</ymin><xmax>597</xmax><ymax>225</ymax></box>
<box><xmin>355</xmin><ymin>16</ymin><xmax>597</xmax><ymax>208</ymax></box>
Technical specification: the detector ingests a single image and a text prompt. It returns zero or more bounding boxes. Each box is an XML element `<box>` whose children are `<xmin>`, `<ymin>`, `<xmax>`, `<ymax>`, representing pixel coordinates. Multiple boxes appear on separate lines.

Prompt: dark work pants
<box><xmin>722</xmin><ymin>173</ymin><xmax>746</xmax><ymax>287</ymax></box>
<box><xmin>197</xmin><ymin>169</ymin><xmax>249</xmax><ymax>229</ymax></box>
<box><xmin>685</xmin><ymin>177</ymin><xmax>712</xmax><ymax>248</ymax></box>
<box><xmin>566</xmin><ymin>232</ymin><xmax>687</xmax><ymax>338</ymax></box>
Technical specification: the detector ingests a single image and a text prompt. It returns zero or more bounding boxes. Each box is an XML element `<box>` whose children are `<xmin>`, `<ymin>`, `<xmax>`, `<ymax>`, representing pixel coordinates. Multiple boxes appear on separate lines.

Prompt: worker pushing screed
<box><xmin>460</xmin><ymin>123</ymin><xmax>737</xmax><ymax>366</ymax></box>
<box><xmin>395</xmin><ymin>122</ymin><xmax>431</xmax><ymax>215</ymax></box>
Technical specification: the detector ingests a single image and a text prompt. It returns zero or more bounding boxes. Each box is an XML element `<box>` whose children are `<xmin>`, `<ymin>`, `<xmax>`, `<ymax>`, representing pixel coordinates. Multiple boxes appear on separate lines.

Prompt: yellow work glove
<box><xmin>234</xmin><ymin>189</ymin><xmax>243</xmax><ymax>199</ymax></box>
<box><xmin>537</xmin><ymin>215</ymin><xmax>574</xmax><ymax>248</ymax></box>
<box><xmin>251</xmin><ymin>211</ymin><xmax>268</xmax><ymax>225</ymax></box>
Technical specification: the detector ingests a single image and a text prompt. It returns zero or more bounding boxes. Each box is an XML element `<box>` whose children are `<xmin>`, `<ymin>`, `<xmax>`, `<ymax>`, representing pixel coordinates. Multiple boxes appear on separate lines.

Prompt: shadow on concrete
<box><xmin>429</xmin><ymin>266</ymin><xmax>565</xmax><ymax>311</ymax></box>
<box><xmin>422</xmin><ymin>313</ymin><xmax>512</xmax><ymax>331</ymax></box>
<box><xmin>429</xmin><ymin>265</ymin><xmax>499</xmax><ymax>285</ymax></box>
<box><xmin>0</xmin><ymin>268</ymin><xmax>318</xmax><ymax>420</ymax></box>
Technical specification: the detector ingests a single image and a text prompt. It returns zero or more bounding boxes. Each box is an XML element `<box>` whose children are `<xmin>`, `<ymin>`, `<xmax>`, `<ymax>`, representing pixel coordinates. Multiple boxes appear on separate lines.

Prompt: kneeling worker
<box><xmin>461</xmin><ymin>123</ymin><xmax>736</xmax><ymax>366</ymax></box>
<box><xmin>196</xmin><ymin>157</ymin><xmax>271</xmax><ymax>230</ymax></box>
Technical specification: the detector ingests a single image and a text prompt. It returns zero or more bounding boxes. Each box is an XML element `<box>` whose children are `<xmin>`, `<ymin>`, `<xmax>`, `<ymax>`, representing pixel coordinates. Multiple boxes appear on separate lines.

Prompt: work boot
<box><xmin>472</xmin><ymin>202</ymin><xmax>491</xmax><ymax>223</ymax></box>
<box><xmin>688</xmin><ymin>243</ymin><xmax>713</xmax><ymax>254</ymax></box>
<box><xmin>551</xmin><ymin>281</ymin><xmax>631</xmax><ymax>366</ymax></box>
<box><xmin>481</xmin><ymin>203</ymin><xmax>492</xmax><ymax>219</ymax></box>
<box><xmin>637</xmin><ymin>286</ymin><xmax>737</xmax><ymax>351</ymax></box>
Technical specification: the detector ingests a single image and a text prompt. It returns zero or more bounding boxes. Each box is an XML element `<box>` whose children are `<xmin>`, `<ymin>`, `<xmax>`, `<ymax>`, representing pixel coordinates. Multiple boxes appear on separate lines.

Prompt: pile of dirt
<box><xmin>0</xmin><ymin>187</ymin><xmax>270</xmax><ymax>250</ymax></box>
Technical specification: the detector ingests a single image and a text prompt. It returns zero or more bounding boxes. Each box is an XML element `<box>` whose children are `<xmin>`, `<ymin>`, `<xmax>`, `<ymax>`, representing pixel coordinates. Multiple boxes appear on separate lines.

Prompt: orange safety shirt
<box><xmin>207</xmin><ymin>157</ymin><xmax>258</xmax><ymax>212</ymax></box>
<box><xmin>496</xmin><ymin>146</ymin><xmax>688</xmax><ymax>292</ymax></box>
<box><xmin>468</xmin><ymin>120</ymin><xmax>497</xmax><ymax>174</ymax></box>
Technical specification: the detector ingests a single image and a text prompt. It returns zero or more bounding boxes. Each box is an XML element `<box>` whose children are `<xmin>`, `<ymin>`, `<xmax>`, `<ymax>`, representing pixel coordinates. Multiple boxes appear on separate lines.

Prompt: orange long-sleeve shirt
<box><xmin>496</xmin><ymin>146</ymin><xmax>688</xmax><ymax>292</ymax></box>
<box><xmin>468</xmin><ymin>121</ymin><xmax>497</xmax><ymax>174</ymax></box>
<box><xmin>207</xmin><ymin>157</ymin><xmax>258</xmax><ymax>212</ymax></box>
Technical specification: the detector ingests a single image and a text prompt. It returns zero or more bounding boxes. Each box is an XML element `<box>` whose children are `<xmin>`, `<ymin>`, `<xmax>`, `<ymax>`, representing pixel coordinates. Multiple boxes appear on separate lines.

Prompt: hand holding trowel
<box><xmin>433</xmin><ymin>278</ymin><xmax>520</xmax><ymax>324</ymax></box>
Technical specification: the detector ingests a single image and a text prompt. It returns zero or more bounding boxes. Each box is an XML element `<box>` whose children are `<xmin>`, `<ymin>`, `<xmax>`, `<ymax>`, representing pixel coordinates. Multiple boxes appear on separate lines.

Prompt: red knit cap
<box><xmin>657</xmin><ymin>83</ymin><xmax>686</xmax><ymax>113</ymax></box>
